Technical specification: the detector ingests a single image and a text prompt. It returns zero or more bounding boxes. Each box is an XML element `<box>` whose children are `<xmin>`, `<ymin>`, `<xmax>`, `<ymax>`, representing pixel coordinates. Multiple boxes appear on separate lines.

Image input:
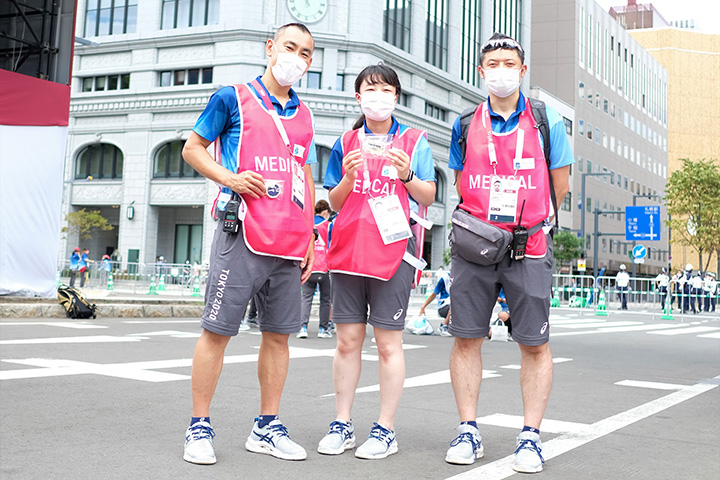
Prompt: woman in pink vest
<box><xmin>317</xmin><ymin>64</ymin><xmax>436</xmax><ymax>460</ymax></box>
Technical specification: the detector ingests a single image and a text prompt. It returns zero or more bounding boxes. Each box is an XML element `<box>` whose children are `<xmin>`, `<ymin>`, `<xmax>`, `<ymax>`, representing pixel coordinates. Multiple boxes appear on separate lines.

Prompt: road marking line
<box><xmin>553</xmin><ymin>321</ymin><xmax>642</xmax><ymax>329</ymax></box>
<box><xmin>551</xmin><ymin>323</ymin><xmax>687</xmax><ymax>337</ymax></box>
<box><xmin>698</xmin><ymin>332</ymin><xmax>720</xmax><ymax>339</ymax></box>
<box><xmin>321</xmin><ymin>369</ymin><xmax>502</xmax><ymax>397</ymax></box>
<box><xmin>550</xmin><ymin>319</ymin><xmax>610</xmax><ymax>325</ymax></box>
<box><xmin>0</xmin><ymin>335</ymin><xmax>146</xmax><ymax>345</ymax></box>
<box><xmin>501</xmin><ymin>357</ymin><xmax>572</xmax><ymax>370</ymax></box>
<box><xmin>127</xmin><ymin>330</ymin><xmax>201</xmax><ymax>338</ymax></box>
<box><xmin>444</xmin><ymin>375</ymin><xmax>719</xmax><ymax>480</ymax></box>
<box><xmin>615</xmin><ymin>379</ymin><xmax>688</xmax><ymax>390</ymax></box>
<box><xmin>0</xmin><ymin>322</ymin><xmax>107</xmax><ymax>329</ymax></box>
<box><xmin>476</xmin><ymin>414</ymin><xmax>589</xmax><ymax>434</ymax></box>
<box><xmin>123</xmin><ymin>320</ymin><xmax>200</xmax><ymax>324</ymax></box>
<box><xmin>648</xmin><ymin>326</ymin><xmax>720</xmax><ymax>336</ymax></box>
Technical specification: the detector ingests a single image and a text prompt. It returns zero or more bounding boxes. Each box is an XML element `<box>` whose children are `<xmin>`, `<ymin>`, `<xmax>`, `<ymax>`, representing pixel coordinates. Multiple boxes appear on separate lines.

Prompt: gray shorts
<box><xmin>449</xmin><ymin>233</ymin><xmax>554</xmax><ymax>346</ymax></box>
<box><xmin>201</xmin><ymin>221</ymin><xmax>302</xmax><ymax>336</ymax></box>
<box><xmin>331</xmin><ymin>238</ymin><xmax>415</xmax><ymax>331</ymax></box>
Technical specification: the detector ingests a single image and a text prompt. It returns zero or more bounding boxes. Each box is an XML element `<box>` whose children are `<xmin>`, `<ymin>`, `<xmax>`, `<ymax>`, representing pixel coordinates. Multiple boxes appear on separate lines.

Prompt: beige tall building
<box><xmin>629</xmin><ymin>28</ymin><xmax>720</xmax><ymax>272</ymax></box>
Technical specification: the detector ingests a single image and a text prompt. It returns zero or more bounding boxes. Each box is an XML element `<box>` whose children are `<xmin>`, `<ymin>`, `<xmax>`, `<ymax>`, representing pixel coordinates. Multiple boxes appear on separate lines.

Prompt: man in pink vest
<box><xmin>444</xmin><ymin>33</ymin><xmax>573</xmax><ymax>473</ymax></box>
<box><xmin>181</xmin><ymin>23</ymin><xmax>317</xmax><ymax>465</ymax></box>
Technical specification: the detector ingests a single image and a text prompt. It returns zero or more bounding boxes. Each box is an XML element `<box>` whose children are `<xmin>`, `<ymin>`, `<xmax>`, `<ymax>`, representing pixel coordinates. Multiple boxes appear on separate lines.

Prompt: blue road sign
<box><xmin>625</xmin><ymin>205</ymin><xmax>661</xmax><ymax>241</ymax></box>
<box><xmin>632</xmin><ymin>244</ymin><xmax>647</xmax><ymax>259</ymax></box>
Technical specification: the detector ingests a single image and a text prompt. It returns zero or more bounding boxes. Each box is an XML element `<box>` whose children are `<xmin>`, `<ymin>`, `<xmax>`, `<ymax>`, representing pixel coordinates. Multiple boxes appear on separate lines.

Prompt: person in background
<box><xmin>69</xmin><ymin>247</ymin><xmax>81</xmax><ymax>287</ymax></box>
<box><xmin>418</xmin><ymin>270</ymin><xmax>451</xmax><ymax>337</ymax></box>
<box><xmin>703</xmin><ymin>272</ymin><xmax>717</xmax><ymax>313</ymax></box>
<box><xmin>298</xmin><ymin>199</ymin><xmax>334</xmax><ymax>339</ymax></box>
<box><xmin>615</xmin><ymin>264</ymin><xmax>630</xmax><ymax>310</ymax></box>
<box><xmin>655</xmin><ymin>267</ymin><xmax>670</xmax><ymax>311</ymax></box>
<box><xmin>690</xmin><ymin>271</ymin><xmax>704</xmax><ymax>313</ymax></box>
<box><xmin>99</xmin><ymin>254</ymin><xmax>112</xmax><ymax>286</ymax></box>
<box><xmin>80</xmin><ymin>248</ymin><xmax>93</xmax><ymax>288</ymax></box>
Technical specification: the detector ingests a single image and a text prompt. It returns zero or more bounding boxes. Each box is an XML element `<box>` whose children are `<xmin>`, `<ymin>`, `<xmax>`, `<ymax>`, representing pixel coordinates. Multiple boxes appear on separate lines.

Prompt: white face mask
<box><xmin>271</xmin><ymin>44</ymin><xmax>308</xmax><ymax>86</ymax></box>
<box><xmin>360</xmin><ymin>91</ymin><xmax>396</xmax><ymax>122</ymax></box>
<box><xmin>483</xmin><ymin>67</ymin><xmax>521</xmax><ymax>98</ymax></box>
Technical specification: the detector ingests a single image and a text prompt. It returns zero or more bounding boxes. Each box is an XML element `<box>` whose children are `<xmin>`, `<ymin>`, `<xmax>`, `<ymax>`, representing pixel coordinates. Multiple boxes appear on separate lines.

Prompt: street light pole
<box><xmin>580</xmin><ymin>172</ymin><xmax>612</xmax><ymax>261</ymax></box>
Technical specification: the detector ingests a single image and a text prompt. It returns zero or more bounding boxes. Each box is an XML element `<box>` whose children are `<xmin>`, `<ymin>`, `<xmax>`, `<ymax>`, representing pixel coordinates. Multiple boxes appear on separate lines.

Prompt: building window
<box><xmin>563</xmin><ymin>117</ymin><xmax>572</xmax><ymax>136</ymax></box>
<box><xmin>312</xmin><ymin>145</ymin><xmax>331</xmax><ymax>183</ymax></box>
<box><xmin>493</xmin><ymin>0</ymin><xmax>522</xmax><ymax>43</ymax></box>
<box><xmin>335</xmin><ymin>74</ymin><xmax>345</xmax><ymax>91</ymax></box>
<box><xmin>561</xmin><ymin>191</ymin><xmax>571</xmax><ymax>212</ymax></box>
<box><xmin>162</xmin><ymin>0</ymin><xmax>219</xmax><ymax>29</ymax></box>
<box><xmin>81</xmin><ymin>74</ymin><xmax>130</xmax><ymax>92</ymax></box>
<box><xmin>174</xmin><ymin>224</ymin><xmax>203</xmax><ymax>264</ymax></box>
<box><xmin>75</xmin><ymin>144</ymin><xmax>123</xmax><ymax>179</ymax></box>
<box><xmin>159</xmin><ymin>68</ymin><xmax>213</xmax><ymax>86</ymax></box>
<box><xmin>425</xmin><ymin>102</ymin><xmax>447</xmax><ymax>122</ymax></box>
<box><xmin>154</xmin><ymin>141</ymin><xmax>199</xmax><ymax>178</ymax></box>
<box><xmin>460</xmin><ymin>0</ymin><xmax>482</xmax><ymax>87</ymax></box>
<box><xmin>383</xmin><ymin>0</ymin><xmax>412</xmax><ymax>52</ymax></box>
<box><xmin>578</xmin><ymin>81</ymin><xmax>584</xmax><ymax>99</ymax></box>
<box><xmin>398</xmin><ymin>93</ymin><xmax>410</xmax><ymax>107</ymax></box>
<box><xmin>426</xmin><ymin>0</ymin><xmax>449</xmax><ymax>70</ymax></box>
<box><xmin>85</xmin><ymin>0</ymin><xmax>138</xmax><ymax>36</ymax></box>
<box><xmin>578</xmin><ymin>119</ymin><xmax>584</xmax><ymax>136</ymax></box>
<box><xmin>434</xmin><ymin>168</ymin><xmax>446</xmax><ymax>204</ymax></box>
<box><xmin>586</xmin><ymin>123</ymin><xmax>593</xmax><ymax>140</ymax></box>
<box><xmin>296</xmin><ymin>71</ymin><xmax>321</xmax><ymax>89</ymax></box>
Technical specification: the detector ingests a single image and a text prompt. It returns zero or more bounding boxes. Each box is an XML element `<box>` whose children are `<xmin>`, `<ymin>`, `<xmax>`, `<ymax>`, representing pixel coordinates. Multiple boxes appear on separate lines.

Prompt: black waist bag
<box><xmin>449</xmin><ymin>208</ymin><xmax>513</xmax><ymax>266</ymax></box>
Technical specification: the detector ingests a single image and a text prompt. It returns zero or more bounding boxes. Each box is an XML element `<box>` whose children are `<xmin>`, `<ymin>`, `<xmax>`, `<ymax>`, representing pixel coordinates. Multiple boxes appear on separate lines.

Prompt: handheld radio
<box><xmin>512</xmin><ymin>200</ymin><xmax>528</xmax><ymax>260</ymax></box>
<box><xmin>222</xmin><ymin>195</ymin><xmax>240</xmax><ymax>234</ymax></box>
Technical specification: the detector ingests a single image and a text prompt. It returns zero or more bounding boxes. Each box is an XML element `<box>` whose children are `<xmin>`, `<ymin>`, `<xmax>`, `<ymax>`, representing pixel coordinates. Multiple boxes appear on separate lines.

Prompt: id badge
<box><xmin>488</xmin><ymin>176</ymin><xmax>520</xmax><ymax>223</ymax></box>
<box><xmin>368</xmin><ymin>194</ymin><xmax>412</xmax><ymax>245</ymax></box>
<box><xmin>291</xmin><ymin>161</ymin><xmax>305</xmax><ymax>210</ymax></box>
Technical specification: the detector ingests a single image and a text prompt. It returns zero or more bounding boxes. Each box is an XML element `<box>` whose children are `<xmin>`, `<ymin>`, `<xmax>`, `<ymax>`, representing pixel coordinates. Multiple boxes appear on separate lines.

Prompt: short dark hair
<box><xmin>352</xmin><ymin>63</ymin><xmax>402</xmax><ymax>130</ymax></box>
<box><xmin>314</xmin><ymin>199</ymin><xmax>331</xmax><ymax>215</ymax></box>
<box><xmin>275</xmin><ymin>23</ymin><xmax>313</xmax><ymax>41</ymax></box>
<box><xmin>479</xmin><ymin>32</ymin><xmax>525</xmax><ymax>66</ymax></box>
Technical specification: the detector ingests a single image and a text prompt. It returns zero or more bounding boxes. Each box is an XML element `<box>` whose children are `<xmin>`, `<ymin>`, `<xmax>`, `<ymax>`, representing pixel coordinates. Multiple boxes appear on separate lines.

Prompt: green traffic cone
<box><xmin>661</xmin><ymin>295</ymin><xmax>673</xmax><ymax>320</ymax></box>
<box><xmin>595</xmin><ymin>289</ymin><xmax>609</xmax><ymax>316</ymax></box>
<box><xmin>148</xmin><ymin>275</ymin><xmax>158</xmax><ymax>295</ymax></box>
<box><xmin>551</xmin><ymin>287</ymin><xmax>560</xmax><ymax>307</ymax></box>
<box><xmin>158</xmin><ymin>274</ymin><xmax>166</xmax><ymax>291</ymax></box>
<box><xmin>191</xmin><ymin>275</ymin><xmax>201</xmax><ymax>297</ymax></box>
<box><xmin>107</xmin><ymin>272</ymin><xmax>114</xmax><ymax>291</ymax></box>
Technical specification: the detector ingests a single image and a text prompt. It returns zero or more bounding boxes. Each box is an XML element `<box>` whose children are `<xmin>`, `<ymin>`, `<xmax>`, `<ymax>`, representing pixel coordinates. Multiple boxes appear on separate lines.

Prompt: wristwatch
<box><xmin>401</xmin><ymin>170</ymin><xmax>414</xmax><ymax>184</ymax></box>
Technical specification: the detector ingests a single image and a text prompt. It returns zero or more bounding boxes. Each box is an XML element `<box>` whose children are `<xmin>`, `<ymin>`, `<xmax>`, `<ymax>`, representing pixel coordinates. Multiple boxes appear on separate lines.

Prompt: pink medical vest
<box><xmin>328</xmin><ymin>127</ymin><xmax>425</xmax><ymax>280</ymax></box>
<box><xmin>460</xmin><ymin>99</ymin><xmax>551</xmax><ymax>256</ymax></box>
<box><xmin>231</xmin><ymin>82</ymin><xmax>314</xmax><ymax>260</ymax></box>
<box><xmin>312</xmin><ymin>219</ymin><xmax>330</xmax><ymax>273</ymax></box>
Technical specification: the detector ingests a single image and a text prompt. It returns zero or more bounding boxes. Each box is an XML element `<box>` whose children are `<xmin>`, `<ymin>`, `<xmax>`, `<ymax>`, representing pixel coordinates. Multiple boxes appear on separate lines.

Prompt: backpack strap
<box><xmin>458</xmin><ymin>106</ymin><xmax>476</xmax><ymax>165</ymax></box>
<box><xmin>528</xmin><ymin>98</ymin><xmax>558</xmax><ymax>233</ymax></box>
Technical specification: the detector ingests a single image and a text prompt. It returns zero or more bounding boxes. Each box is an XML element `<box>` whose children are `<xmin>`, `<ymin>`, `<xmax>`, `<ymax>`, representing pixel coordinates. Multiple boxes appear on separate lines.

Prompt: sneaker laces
<box><xmin>368</xmin><ymin>423</ymin><xmax>393</xmax><ymax>446</ymax></box>
<box><xmin>327</xmin><ymin>420</ymin><xmax>351</xmax><ymax>438</ymax></box>
<box><xmin>187</xmin><ymin>423</ymin><xmax>215</xmax><ymax>442</ymax></box>
<box><xmin>450</xmin><ymin>431</ymin><xmax>478</xmax><ymax>449</ymax></box>
<box><xmin>515</xmin><ymin>438</ymin><xmax>545</xmax><ymax>464</ymax></box>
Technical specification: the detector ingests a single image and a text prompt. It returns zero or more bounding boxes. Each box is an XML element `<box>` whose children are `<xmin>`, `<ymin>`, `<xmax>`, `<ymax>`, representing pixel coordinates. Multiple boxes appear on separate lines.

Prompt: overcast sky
<box><xmin>592</xmin><ymin>0</ymin><xmax>720</xmax><ymax>34</ymax></box>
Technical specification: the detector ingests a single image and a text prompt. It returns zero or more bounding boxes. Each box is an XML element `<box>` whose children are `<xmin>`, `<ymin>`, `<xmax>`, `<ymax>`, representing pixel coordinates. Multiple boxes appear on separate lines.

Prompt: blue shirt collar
<box><xmin>251</xmin><ymin>75</ymin><xmax>300</xmax><ymax>113</ymax></box>
<box><xmin>486</xmin><ymin>91</ymin><xmax>526</xmax><ymax>120</ymax></box>
<box><xmin>363</xmin><ymin>116</ymin><xmax>400</xmax><ymax>135</ymax></box>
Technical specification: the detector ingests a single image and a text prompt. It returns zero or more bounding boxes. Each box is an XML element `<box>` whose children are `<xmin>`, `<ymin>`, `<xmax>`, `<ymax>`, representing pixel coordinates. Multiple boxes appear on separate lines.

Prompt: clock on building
<box><xmin>287</xmin><ymin>0</ymin><xmax>327</xmax><ymax>23</ymax></box>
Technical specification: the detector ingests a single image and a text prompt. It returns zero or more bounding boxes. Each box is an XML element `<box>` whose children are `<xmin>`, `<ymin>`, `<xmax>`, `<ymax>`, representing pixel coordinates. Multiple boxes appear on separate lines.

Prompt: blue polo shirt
<box><xmin>70</xmin><ymin>252</ymin><xmax>80</xmax><ymax>270</ymax></box>
<box><xmin>434</xmin><ymin>276</ymin><xmax>450</xmax><ymax>307</ymax></box>
<box><xmin>323</xmin><ymin>117</ymin><xmax>436</xmax><ymax>212</ymax></box>
<box><xmin>193</xmin><ymin>76</ymin><xmax>317</xmax><ymax>209</ymax></box>
<box><xmin>448</xmin><ymin>91</ymin><xmax>574</xmax><ymax>171</ymax></box>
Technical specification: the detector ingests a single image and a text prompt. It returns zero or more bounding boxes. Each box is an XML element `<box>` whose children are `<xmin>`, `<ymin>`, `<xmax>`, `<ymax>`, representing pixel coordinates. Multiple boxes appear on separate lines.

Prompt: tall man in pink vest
<box><xmin>181</xmin><ymin>23</ymin><xmax>317</xmax><ymax>465</ymax></box>
<box><xmin>444</xmin><ymin>33</ymin><xmax>574</xmax><ymax>473</ymax></box>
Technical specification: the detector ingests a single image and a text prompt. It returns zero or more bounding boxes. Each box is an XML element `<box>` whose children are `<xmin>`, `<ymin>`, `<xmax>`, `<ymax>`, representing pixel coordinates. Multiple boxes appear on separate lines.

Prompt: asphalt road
<box><xmin>1</xmin><ymin>308</ymin><xmax>718</xmax><ymax>480</ymax></box>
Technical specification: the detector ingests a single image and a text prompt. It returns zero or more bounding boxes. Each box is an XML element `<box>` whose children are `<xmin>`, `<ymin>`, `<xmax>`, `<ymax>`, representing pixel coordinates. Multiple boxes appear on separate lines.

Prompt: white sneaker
<box><xmin>445</xmin><ymin>423</ymin><xmax>483</xmax><ymax>465</ymax></box>
<box><xmin>317</xmin><ymin>420</ymin><xmax>355</xmax><ymax>455</ymax></box>
<box><xmin>317</xmin><ymin>326</ymin><xmax>332</xmax><ymax>339</ymax></box>
<box><xmin>512</xmin><ymin>431</ymin><xmax>544</xmax><ymax>473</ymax></box>
<box><xmin>355</xmin><ymin>423</ymin><xmax>398</xmax><ymax>460</ymax></box>
<box><xmin>183</xmin><ymin>420</ymin><xmax>216</xmax><ymax>465</ymax></box>
<box><xmin>238</xmin><ymin>321</ymin><xmax>251</xmax><ymax>332</ymax></box>
<box><xmin>296</xmin><ymin>326</ymin><xmax>308</xmax><ymax>339</ymax></box>
<box><xmin>245</xmin><ymin>418</ymin><xmax>307</xmax><ymax>460</ymax></box>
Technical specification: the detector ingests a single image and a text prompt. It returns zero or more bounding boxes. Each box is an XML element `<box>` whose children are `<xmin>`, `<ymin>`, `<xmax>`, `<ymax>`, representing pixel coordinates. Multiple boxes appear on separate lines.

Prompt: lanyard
<box><xmin>359</xmin><ymin>128</ymin><xmax>399</xmax><ymax>196</ymax></box>
<box><xmin>250</xmin><ymin>80</ymin><xmax>295</xmax><ymax>157</ymax></box>
<box><xmin>481</xmin><ymin>101</ymin><xmax>525</xmax><ymax>175</ymax></box>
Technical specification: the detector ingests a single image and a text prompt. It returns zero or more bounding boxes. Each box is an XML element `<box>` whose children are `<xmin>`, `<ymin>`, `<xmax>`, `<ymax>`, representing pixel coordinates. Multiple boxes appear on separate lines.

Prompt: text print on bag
<box><xmin>208</xmin><ymin>269</ymin><xmax>230</xmax><ymax>321</ymax></box>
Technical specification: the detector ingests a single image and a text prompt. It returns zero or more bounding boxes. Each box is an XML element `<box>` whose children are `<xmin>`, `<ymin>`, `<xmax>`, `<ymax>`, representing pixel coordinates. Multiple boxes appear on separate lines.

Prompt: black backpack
<box><xmin>457</xmin><ymin>98</ymin><xmax>559</xmax><ymax>230</ymax></box>
<box><xmin>57</xmin><ymin>285</ymin><xmax>97</xmax><ymax>319</ymax></box>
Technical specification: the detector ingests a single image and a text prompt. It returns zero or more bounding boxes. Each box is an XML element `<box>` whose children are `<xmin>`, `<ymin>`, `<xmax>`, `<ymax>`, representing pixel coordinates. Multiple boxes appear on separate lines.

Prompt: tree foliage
<box><xmin>62</xmin><ymin>208</ymin><xmax>114</xmax><ymax>242</ymax></box>
<box><xmin>665</xmin><ymin>158</ymin><xmax>720</xmax><ymax>273</ymax></box>
<box><xmin>553</xmin><ymin>230</ymin><xmax>584</xmax><ymax>272</ymax></box>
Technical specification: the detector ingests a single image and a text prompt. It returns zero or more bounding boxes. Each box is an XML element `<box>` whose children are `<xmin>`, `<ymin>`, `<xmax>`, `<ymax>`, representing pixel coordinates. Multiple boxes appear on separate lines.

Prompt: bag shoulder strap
<box><xmin>528</xmin><ymin>98</ymin><xmax>558</xmax><ymax>232</ymax></box>
<box><xmin>458</xmin><ymin>106</ymin><xmax>476</xmax><ymax>165</ymax></box>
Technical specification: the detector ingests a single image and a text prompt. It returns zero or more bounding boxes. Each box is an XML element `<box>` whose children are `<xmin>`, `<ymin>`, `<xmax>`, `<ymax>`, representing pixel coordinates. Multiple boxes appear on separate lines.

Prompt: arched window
<box><xmin>434</xmin><ymin>167</ymin><xmax>445</xmax><ymax>204</ymax></box>
<box><xmin>153</xmin><ymin>140</ymin><xmax>200</xmax><ymax>178</ymax></box>
<box><xmin>75</xmin><ymin>143</ymin><xmax>124</xmax><ymax>179</ymax></box>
